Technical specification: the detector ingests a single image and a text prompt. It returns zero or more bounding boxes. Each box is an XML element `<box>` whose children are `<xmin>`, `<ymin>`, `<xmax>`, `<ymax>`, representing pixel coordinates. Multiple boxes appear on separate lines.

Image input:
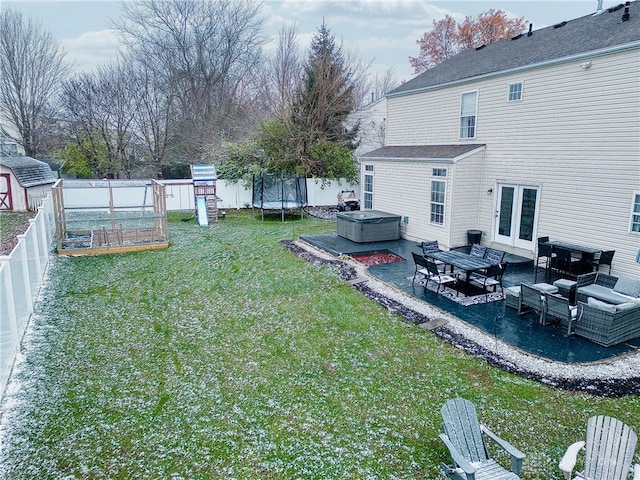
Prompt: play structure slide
<box><xmin>196</xmin><ymin>196</ymin><xmax>208</xmax><ymax>226</ymax></box>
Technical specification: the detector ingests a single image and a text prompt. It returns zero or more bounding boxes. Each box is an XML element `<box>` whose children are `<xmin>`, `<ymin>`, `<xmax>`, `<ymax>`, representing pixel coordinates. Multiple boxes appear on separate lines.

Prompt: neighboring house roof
<box><xmin>360</xmin><ymin>144</ymin><xmax>486</xmax><ymax>163</ymax></box>
<box><xmin>0</xmin><ymin>156</ymin><xmax>57</xmax><ymax>187</ymax></box>
<box><xmin>389</xmin><ymin>1</ymin><xmax>640</xmax><ymax>96</ymax></box>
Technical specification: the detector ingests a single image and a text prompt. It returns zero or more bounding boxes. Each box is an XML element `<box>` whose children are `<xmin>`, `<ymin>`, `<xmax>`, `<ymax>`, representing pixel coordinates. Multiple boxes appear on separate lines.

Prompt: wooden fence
<box><xmin>0</xmin><ymin>196</ymin><xmax>55</xmax><ymax>401</ymax></box>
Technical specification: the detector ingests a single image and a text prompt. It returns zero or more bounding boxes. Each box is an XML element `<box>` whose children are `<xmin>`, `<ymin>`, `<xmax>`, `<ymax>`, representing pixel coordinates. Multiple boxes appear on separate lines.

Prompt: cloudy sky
<box><xmin>3</xmin><ymin>0</ymin><xmax>624</xmax><ymax>82</ymax></box>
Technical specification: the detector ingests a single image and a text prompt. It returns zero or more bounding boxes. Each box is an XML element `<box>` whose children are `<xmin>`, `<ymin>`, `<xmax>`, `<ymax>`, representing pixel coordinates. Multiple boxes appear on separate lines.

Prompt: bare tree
<box><xmin>0</xmin><ymin>8</ymin><xmax>70</xmax><ymax>157</ymax></box>
<box><xmin>115</xmin><ymin>0</ymin><xmax>266</xmax><ymax>159</ymax></box>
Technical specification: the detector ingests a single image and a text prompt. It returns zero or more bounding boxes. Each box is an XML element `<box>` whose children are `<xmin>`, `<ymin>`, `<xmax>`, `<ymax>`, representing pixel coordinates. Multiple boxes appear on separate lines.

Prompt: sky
<box><xmin>2</xmin><ymin>0</ymin><xmax>626</xmax><ymax>84</ymax></box>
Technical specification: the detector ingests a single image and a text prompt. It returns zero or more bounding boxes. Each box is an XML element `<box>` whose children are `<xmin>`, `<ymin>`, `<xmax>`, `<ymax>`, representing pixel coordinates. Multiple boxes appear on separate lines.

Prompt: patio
<box><xmin>300</xmin><ymin>233</ymin><xmax>640</xmax><ymax>364</ymax></box>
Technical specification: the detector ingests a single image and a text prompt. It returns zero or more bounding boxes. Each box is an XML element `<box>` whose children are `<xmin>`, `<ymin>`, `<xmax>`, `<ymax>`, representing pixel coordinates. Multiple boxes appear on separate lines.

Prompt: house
<box><xmin>359</xmin><ymin>1</ymin><xmax>640</xmax><ymax>278</ymax></box>
<box><xmin>346</xmin><ymin>96</ymin><xmax>388</xmax><ymax>159</ymax></box>
<box><xmin>0</xmin><ymin>157</ymin><xmax>57</xmax><ymax>211</ymax></box>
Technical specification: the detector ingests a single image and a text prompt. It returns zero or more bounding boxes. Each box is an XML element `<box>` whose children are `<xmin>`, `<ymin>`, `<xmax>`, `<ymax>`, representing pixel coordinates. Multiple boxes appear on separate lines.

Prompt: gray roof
<box><xmin>0</xmin><ymin>156</ymin><xmax>57</xmax><ymax>187</ymax></box>
<box><xmin>360</xmin><ymin>144</ymin><xmax>485</xmax><ymax>162</ymax></box>
<box><xmin>390</xmin><ymin>1</ymin><xmax>640</xmax><ymax>96</ymax></box>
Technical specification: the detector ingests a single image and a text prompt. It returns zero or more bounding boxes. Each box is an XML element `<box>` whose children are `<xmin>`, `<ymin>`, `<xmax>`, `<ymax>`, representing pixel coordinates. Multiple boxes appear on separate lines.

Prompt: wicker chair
<box><xmin>519</xmin><ymin>283</ymin><xmax>544</xmax><ymax>321</ymax></box>
<box><xmin>570</xmin><ymin>301</ymin><xmax>640</xmax><ymax>347</ymax></box>
<box><xmin>542</xmin><ymin>293</ymin><xmax>577</xmax><ymax>328</ymax></box>
<box><xmin>534</xmin><ymin>242</ymin><xmax>554</xmax><ymax>282</ymax></box>
<box><xmin>588</xmin><ymin>250</ymin><xmax>615</xmax><ymax>274</ymax></box>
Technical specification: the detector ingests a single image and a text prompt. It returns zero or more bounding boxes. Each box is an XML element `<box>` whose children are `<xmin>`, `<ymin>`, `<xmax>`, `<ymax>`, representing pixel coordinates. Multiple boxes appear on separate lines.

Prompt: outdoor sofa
<box><xmin>571</xmin><ymin>272</ymin><xmax>640</xmax><ymax>347</ymax></box>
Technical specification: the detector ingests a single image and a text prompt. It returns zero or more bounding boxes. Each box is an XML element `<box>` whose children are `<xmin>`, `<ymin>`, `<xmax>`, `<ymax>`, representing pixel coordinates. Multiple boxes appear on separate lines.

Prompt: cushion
<box><xmin>533</xmin><ymin>283</ymin><xmax>559</xmax><ymax>294</ymax></box>
<box><xmin>587</xmin><ymin>297</ymin><xmax>617</xmax><ymax>313</ymax></box>
<box><xmin>578</xmin><ymin>284</ymin><xmax>636</xmax><ymax>305</ymax></box>
<box><xmin>615</xmin><ymin>302</ymin><xmax>637</xmax><ymax>312</ymax></box>
<box><xmin>612</xmin><ymin>277</ymin><xmax>640</xmax><ymax>298</ymax></box>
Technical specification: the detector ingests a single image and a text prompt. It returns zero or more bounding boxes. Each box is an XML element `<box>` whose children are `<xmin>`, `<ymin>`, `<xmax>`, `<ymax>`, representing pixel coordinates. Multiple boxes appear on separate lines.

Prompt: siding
<box><xmin>382</xmin><ymin>48</ymin><xmax>640</xmax><ymax>277</ymax></box>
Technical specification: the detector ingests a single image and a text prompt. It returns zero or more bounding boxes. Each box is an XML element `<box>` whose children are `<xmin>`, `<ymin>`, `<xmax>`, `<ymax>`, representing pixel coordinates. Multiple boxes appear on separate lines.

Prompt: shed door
<box><xmin>494</xmin><ymin>183</ymin><xmax>539</xmax><ymax>250</ymax></box>
<box><xmin>0</xmin><ymin>174</ymin><xmax>12</xmax><ymax>210</ymax></box>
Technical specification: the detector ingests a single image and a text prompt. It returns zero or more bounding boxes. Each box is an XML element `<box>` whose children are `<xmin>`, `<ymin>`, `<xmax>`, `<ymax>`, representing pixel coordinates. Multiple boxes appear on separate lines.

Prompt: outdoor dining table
<box><xmin>425</xmin><ymin>250</ymin><xmax>493</xmax><ymax>294</ymax></box>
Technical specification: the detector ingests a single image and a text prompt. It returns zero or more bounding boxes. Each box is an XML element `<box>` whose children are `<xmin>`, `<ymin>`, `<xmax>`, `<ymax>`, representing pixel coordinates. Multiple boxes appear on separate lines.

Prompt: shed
<box><xmin>0</xmin><ymin>156</ymin><xmax>57</xmax><ymax>211</ymax></box>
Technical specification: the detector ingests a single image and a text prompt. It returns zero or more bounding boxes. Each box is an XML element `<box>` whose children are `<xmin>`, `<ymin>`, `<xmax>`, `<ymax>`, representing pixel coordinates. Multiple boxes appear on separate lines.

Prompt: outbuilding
<box><xmin>0</xmin><ymin>156</ymin><xmax>57</xmax><ymax>211</ymax></box>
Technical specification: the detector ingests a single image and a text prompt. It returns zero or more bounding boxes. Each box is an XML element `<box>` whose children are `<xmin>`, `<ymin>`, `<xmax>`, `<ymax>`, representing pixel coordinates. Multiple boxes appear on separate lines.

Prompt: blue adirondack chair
<box><xmin>439</xmin><ymin>398</ymin><xmax>525</xmax><ymax>480</ymax></box>
<box><xmin>559</xmin><ymin>415</ymin><xmax>639</xmax><ymax>480</ymax></box>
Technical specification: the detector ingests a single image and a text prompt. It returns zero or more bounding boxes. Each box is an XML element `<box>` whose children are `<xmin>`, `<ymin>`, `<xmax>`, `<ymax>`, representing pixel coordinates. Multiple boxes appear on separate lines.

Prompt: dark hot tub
<box><xmin>336</xmin><ymin>210</ymin><xmax>401</xmax><ymax>242</ymax></box>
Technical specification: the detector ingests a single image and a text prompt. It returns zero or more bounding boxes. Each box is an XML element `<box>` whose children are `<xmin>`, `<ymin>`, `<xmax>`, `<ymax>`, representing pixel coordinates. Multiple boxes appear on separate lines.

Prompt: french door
<box><xmin>494</xmin><ymin>184</ymin><xmax>539</xmax><ymax>250</ymax></box>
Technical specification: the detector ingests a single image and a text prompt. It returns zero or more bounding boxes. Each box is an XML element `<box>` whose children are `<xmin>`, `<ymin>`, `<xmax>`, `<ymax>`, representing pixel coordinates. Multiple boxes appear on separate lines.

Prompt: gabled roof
<box><xmin>360</xmin><ymin>144</ymin><xmax>485</xmax><ymax>163</ymax></box>
<box><xmin>389</xmin><ymin>1</ymin><xmax>640</xmax><ymax>97</ymax></box>
<box><xmin>0</xmin><ymin>156</ymin><xmax>57</xmax><ymax>187</ymax></box>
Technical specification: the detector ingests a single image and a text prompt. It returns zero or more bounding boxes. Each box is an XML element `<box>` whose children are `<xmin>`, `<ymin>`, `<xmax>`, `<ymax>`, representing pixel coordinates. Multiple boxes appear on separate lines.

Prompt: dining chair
<box><xmin>553</xmin><ymin>247</ymin><xmax>579</xmax><ymax>278</ymax></box>
<box><xmin>589</xmin><ymin>250</ymin><xmax>615</xmax><ymax>274</ymax></box>
<box><xmin>535</xmin><ymin>242</ymin><xmax>554</xmax><ymax>282</ymax></box>
<box><xmin>421</xmin><ymin>241</ymin><xmax>445</xmax><ymax>272</ymax></box>
<box><xmin>470</xmin><ymin>243</ymin><xmax>487</xmax><ymax>258</ymax></box>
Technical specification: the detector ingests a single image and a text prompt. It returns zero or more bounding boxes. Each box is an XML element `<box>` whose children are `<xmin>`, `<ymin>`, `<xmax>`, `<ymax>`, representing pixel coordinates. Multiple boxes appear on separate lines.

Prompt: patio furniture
<box><xmin>484</xmin><ymin>248</ymin><xmax>506</xmax><ymax>265</ymax></box>
<box><xmin>552</xmin><ymin>247</ymin><xmax>581</xmax><ymax>278</ymax></box>
<box><xmin>505</xmin><ymin>285</ymin><xmax>521</xmax><ymax>310</ymax></box>
<box><xmin>470</xmin><ymin>243</ymin><xmax>487</xmax><ymax>258</ymax></box>
<box><xmin>535</xmin><ymin>242</ymin><xmax>554</xmax><ymax>282</ymax></box>
<box><xmin>542</xmin><ymin>293</ymin><xmax>577</xmax><ymax>328</ymax></box>
<box><xmin>420</xmin><ymin>240</ymin><xmax>445</xmax><ymax>271</ymax></box>
<box><xmin>439</xmin><ymin>398</ymin><xmax>525</xmax><ymax>480</ymax></box>
<box><xmin>571</xmin><ymin>300</ymin><xmax>640</xmax><ymax>347</ymax></box>
<box><xmin>426</xmin><ymin>250</ymin><xmax>493</xmax><ymax>295</ymax></box>
<box><xmin>519</xmin><ymin>283</ymin><xmax>558</xmax><ymax>321</ymax></box>
<box><xmin>588</xmin><ymin>249</ymin><xmax>615</xmax><ymax>274</ymax></box>
<box><xmin>576</xmin><ymin>273</ymin><xmax>640</xmax><ymax>305</ymax></box>
<box><xmin>470</xmin><ymin>263</ymin><xmax>505</xmax><ymax>300</ymax></box>
<box><xmin>412</xmin><ymin>252</ymin><xmax>457</xmax><ymax>294</ymax></box>
<box><xmin>553</xmin><ymin>278</ymin><xmax>577</xmax><ymax>305</ymax></box>
<box><xmin>559</xmin><ymin>415</ymin><xmax>638</xmax><ymax>480</ymax></box>
<box><xmin>547</xmin><ymin>240</ymin><xmax>602</xmax><ymax>277</ymax></box>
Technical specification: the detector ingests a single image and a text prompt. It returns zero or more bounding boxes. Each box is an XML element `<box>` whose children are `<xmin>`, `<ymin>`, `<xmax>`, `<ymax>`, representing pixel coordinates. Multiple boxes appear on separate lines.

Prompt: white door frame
<box><xmin>493</xmin><ymin>183</ymin><xmax>540</xmax><ymax>250</ymax></box>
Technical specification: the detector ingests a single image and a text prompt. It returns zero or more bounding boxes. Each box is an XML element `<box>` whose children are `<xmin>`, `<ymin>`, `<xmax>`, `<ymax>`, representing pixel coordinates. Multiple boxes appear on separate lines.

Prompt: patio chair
<box><xmin>534</xmin><ymin>242</ymin><xmax>554</xmax><ymax>282</ymax></box>
<box><xmin>553</xmin><ymin>247</ymin><xmax>580</xmax><ymax>278</ymax></box>
<box><xmin>485</xmin><ymin>248</ymin><xmax>506</xmax><ymax>265</ymax></box>
<box><xmin>411</xmin><ymin>251</ymin><xmax>430</xmax><ymax>285</ymax></box>
<box><xmin>425</xmin><ymin>258</ymin><xmax>458</xmax><ymax>295</ymax></box>
<box><xmin>470</xmin><ymin>263</ymin><xmax>505</xmax><ymax>300</ymax></box>
<box><xmin>559</xmin><ymin>415</ymin><xmax>638</xmax><ymax>480</ymax></box>
<box><xmin>439</xmin><ymin>398</ymin><xmax>525</xmax><ymax>480</ymax></box>
<box><xmin>541</xmin><ymin>293</ymin><xmax>577</xmax><ymax>328</ymax></box>
<box><xmin>519</xmin><ymin>283</ymin><xmax>544</xmax><ymax>321</ymax></box>
<box><xmin>470</xmin><ymin>243</ymin><xmax>487</xmax><ymax>258</ymax></box>
<box><xmin>420</xmin><ymin>240</ymin><xmax>445</xmax><ymax>272</ymax></box>
<box><xmin>588</xmin><ymin>249</ymin><xmax>615</xmax><ymax>275</ymax></box>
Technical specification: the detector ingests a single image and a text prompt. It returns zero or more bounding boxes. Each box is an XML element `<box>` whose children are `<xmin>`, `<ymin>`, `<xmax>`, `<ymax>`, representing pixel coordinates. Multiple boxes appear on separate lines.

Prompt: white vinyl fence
<box><xmin>162</xmin><ymin>178</ymin><xmax>359</xmax><ymax>211</ymax></box>
<box><xmin>0</xmin><ymin>196</ymin><xmax>55</xmax><ymax>400</ymax></box>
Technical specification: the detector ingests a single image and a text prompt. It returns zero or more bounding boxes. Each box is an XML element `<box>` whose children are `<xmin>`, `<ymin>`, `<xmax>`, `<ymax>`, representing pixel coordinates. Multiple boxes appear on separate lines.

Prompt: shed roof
<box><xmin>360</xmin><ymin>144</ymin><xmax>485</xmax><ymax>163</ymax></box>
<box><xmin>0</xmin><ymin>156</ymin><xmax>57</xmax><ymax>187</ymax></box>
<box><xmin>389</xmin><ymin>1</ymin><xmax>640</xmax><ymax>97</ymax></box>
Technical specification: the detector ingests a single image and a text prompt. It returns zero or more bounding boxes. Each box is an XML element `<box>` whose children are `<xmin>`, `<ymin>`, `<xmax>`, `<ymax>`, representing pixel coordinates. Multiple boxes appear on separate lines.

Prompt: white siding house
<box><xmin>359</xmin><ymin>2</ymin><xmax>640</xmax><ymax>278</ymax></box>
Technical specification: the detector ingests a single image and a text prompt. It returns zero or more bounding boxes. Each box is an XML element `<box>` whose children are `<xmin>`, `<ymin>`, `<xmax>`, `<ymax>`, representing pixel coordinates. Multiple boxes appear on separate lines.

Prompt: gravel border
<box><xmin>283</xmin><ymin>239</ymin><xmax>640</xmax><ymax>398</ymax></box>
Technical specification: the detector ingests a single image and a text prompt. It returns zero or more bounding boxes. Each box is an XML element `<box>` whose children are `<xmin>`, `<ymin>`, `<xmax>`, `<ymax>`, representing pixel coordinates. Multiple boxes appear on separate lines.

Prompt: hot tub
<box><xmin>336</xmin><ymin>210</ymin><xmax>401</xmax><ymax>243</ymax></box>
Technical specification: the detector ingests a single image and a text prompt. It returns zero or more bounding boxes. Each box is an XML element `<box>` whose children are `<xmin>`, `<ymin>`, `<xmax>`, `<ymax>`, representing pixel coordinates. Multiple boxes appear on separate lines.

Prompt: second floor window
<box><xmin>508</xmin><ymin>82</ymin><xmax>523</xmax><ymax>102</ymax></box>
<box><xmin>460</xmin><ymin>91</ymin><xmax>477</xmax><ymax>139</ymax></box>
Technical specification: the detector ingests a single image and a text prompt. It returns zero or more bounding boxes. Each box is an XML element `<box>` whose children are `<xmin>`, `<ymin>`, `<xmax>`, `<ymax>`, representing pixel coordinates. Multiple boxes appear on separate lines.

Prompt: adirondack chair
<box><xmin>559</xmin><ymin>415</ymin><xmax>639</xmax><ymax>480</ymax></box>
<box><xmin>439</xmin><ymin>398</ymin><xmax>525</xmax><ymax>480</ymax></box>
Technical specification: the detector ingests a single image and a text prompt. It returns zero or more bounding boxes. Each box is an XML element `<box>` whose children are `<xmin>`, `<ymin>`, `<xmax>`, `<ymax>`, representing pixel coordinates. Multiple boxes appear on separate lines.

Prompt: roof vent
<box><xmin>622</xmin><ymin>1</ymin><xmax>630</xmax><ymax>21</ymax></box>
<box><xmin>475</xmin><ymin>44</ymin><xmax>486</xmax><ymax>51</ymax></box>
<box><xmin>553</xmin><ymin>21</ymin><xmax>568</xmax><ymax>28</ymax></box>
<box><xmin>608</xmin><ymin>3</ymin><xmax>624</xmax><ymax>12</ymax></box>
<box><xmin>511</xmin><ymin>33</ymin><xmax>524</xmax><ymax>40</ymax></box>
<box><xmin>527</xmin><ymin>23</ymin><xmax>533</xmax><ymax>36</ymax></box>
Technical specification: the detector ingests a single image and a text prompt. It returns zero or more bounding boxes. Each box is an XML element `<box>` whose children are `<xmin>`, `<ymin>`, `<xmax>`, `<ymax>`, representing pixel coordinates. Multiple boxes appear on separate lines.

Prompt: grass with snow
<box><xmin>1</xmin><ymin>210</ymin><xmax>638</xmax><ymax>479</ymax></box>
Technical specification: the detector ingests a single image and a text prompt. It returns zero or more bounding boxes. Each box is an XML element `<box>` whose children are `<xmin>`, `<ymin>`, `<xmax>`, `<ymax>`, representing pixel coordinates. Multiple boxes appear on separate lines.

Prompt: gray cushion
<box><xmin>588</xmin><ymin>297</ymin><xmax>617</xmax><ymax>313</ymax></box>
<box><xmin>615</xmin><ymin>302</ymin><xmax>638</xmax><ymax>312</ymax></box>
<box><xmin>612</xmin><ymin>277</ymin><xmax>640</xmax><ymax>298</ymax></box>
<box><xmin>578</xmin><ymin>284</ymin><xmax>636</xmax><ymax>305</ymax></box>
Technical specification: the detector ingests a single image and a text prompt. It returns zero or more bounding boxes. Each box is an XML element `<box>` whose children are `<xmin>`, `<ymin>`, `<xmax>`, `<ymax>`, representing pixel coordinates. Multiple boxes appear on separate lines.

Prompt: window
<box><xmin>430</xmin><ymin>179</ymin><xmax>446</xmax><ymax>225</ymax></box>
<box><xmin>363</xmin><ymin>165</ymin><xmax>374</xmax><ymax>209</ymax></box>
<box><xmin>432</xmin><ymin>168</ymin><xmax>447</xmax><ymax>177</ymax></box>
<box><xmin>631</xmin><ymin>192</ymin><xmax>640</xmax><ymax>233</ymax></box>
<box><xmin>460</xmin><ymin>91</ymin><xmax>477</xmax><ymax>139</ymax></box>
<box><xmin>508</xmin><ymin>82</ymin><xmax>523</xmax><ymax>102</ymax></box>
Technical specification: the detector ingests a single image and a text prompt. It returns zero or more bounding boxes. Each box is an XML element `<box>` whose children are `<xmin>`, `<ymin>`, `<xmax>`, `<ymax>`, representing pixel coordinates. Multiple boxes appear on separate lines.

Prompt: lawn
<box><xmin>0</xmin><ymin>210</ymin><xmax>638</xmax><ymax>479</ymax></box>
